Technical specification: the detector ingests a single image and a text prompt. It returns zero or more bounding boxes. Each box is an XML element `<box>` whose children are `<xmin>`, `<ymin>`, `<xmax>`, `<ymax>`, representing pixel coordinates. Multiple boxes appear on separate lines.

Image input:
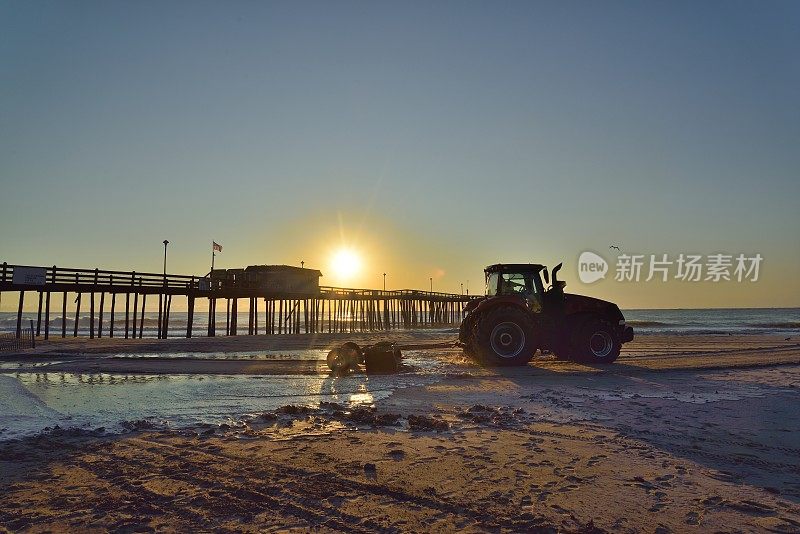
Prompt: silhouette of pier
<box><xmin>0</xmin><ymin>263</ymin><xmax>475</xmax><ymax>340</ymax></box>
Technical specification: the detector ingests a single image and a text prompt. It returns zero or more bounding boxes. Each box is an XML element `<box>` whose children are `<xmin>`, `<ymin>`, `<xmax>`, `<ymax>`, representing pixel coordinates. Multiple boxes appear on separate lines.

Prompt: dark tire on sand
<box><xmin>363</xmin><ymin>342</ymin><xmax>402</xmax><ymax>373</ymax></box>
<box><xmin>458</xmin><ymin>315</ymin><xmax>473</xmax><ymax>345</ymax></box>
<box><xmin>474</xmin><ymin>306</ymin><xmax>536</xmax><ymax>366</ymax></box>
<box><xmin>326</xmin><ymin>342</ymin><xmax>362</xmax><ymax>372</ymax></box>
<box><xmin>459</xmin><ymin>313</ymin><xmax>480</xmax><ymax>357</ymax></box>
<box><xmin>570</xmin><ymin>319</ymin><xmax>620</xmax><ymax>364</ymax></box>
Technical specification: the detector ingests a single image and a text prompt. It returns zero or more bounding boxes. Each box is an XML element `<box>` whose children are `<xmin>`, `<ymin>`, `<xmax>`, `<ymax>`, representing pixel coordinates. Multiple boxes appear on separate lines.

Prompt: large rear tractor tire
<box><xmin>570</xmin><ymin>319</ymin><xmax>620</xmax><ymax>364</ymax></box>
<box><xmin>459</xmin><ymin>313</ymin><xmax>479</xmax><ymax>356</ymax></box>
<box><xmin>458</xmin><ymin>315</ymin><xmax>473</xmax><ymax>345</ymax></box>
<box><xmin>473</xmin><ymin>306</ymin><xmax>537</xmax><ymax>366</ymax></box>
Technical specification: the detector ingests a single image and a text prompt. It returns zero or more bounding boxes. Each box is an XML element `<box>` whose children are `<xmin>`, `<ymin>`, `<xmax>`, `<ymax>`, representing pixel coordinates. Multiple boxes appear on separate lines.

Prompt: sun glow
<box><xmin>330</xmin><ymin>248</ymin><xmax>362</xmax><ymax>281</ymax></box>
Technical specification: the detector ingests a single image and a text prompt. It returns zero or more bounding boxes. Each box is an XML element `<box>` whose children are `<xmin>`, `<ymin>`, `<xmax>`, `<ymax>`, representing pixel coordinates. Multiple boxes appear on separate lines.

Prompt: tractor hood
<box><xmin>465</xmin><ymin>293</ymin><xmax>624</xmax><ymax>321</ymax></box>
<box><xmin>563</xmin><ymin>293</ymin><xmax>624</xmax><ymax>319</ymax></box>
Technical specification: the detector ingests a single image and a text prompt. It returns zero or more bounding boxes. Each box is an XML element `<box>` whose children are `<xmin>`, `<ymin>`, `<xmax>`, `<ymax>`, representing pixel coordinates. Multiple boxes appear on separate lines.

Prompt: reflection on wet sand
<box><xmin>0</xmin><ymin>368</ymin><xmax>425</xmax><ymax>440</ymax></box>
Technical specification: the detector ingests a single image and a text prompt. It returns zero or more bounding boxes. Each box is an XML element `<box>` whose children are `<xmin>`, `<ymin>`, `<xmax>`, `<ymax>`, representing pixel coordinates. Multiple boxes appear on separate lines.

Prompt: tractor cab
<box><xmin>484</xmin><ymin>263</ymin><xmax>566</xmax><ymax>314</ymax></box>
<box><xmin>485</xmin><ymin>264</ymin><xmax>544</xmax><ymax>297</ymax></box>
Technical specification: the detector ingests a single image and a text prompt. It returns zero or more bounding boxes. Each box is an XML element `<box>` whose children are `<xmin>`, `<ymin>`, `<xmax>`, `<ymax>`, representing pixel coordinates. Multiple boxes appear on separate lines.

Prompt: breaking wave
<box><xmin>745</xmin><ymin>322</ymin><xmax>800</xmax><ymax>330</ymax></box>
<box><xmin>625</xmin><ymin>321</ymin><xmax>669</xmax><ymax>327</ymax></box>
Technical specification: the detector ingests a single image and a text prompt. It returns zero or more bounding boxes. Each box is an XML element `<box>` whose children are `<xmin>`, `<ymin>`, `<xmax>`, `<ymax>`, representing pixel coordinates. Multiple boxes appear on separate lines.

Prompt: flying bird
<box><xmin>609</xmin><ymin>245</ymin><xmax>621</xmax><ymax>251</ymax></box>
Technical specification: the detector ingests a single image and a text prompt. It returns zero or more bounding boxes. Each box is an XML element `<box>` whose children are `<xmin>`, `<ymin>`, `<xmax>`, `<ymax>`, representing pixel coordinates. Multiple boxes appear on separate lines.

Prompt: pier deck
<box><xmin>0</xmin><ymin>263</ymin><xmax>476</xmax><ymax>341</ymax></box>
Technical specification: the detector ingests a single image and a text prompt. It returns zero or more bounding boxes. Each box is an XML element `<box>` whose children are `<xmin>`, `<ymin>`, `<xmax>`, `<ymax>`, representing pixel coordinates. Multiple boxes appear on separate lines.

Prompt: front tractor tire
<box><xmin>570</xmin><ymin>319</ymin><xmax>621</xmax><ymax>364</ymax></box>
<box><xmin>473</xmin><ymin>306</ymin><xmax>537</xmax><ymax>366</ymax></box>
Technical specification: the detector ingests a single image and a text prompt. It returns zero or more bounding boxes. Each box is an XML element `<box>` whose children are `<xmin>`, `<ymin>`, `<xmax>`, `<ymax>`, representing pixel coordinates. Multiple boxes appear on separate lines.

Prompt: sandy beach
<box><xmin>1</xmin><ymin>332</ymin><xmax>799</xmax><ymax>532</ymax></box>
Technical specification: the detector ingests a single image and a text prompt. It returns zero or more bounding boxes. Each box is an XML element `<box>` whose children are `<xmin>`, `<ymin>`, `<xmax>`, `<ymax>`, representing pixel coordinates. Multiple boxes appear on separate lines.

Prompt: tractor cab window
<box><xmin>500</xmin><ymin>273</ymin><xmax>534</xmax><ymax>296</ymax></box>
<box><xmin>486</xmin><ymin>272</ymin><xmax>500</xmax><ymax>296</ymax></box>
<box><xmin>487</xmin><ymin>271</ymin><xmax>539</xmax><ymax>297</ymax></box>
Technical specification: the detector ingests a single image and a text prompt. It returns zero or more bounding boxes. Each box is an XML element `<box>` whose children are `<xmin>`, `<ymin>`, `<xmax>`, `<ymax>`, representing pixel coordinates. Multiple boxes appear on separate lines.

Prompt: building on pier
<box><xmin>211</xmin><ymin>265</ymin><xmax>322</xmax><ymax>294</ymax></box>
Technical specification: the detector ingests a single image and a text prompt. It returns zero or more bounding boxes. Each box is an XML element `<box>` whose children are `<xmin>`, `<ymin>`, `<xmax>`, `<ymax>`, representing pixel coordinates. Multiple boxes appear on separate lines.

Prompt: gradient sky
<box><xmin>1</xmin><ymin>1</ymin><xmax>799</xmax><ymax>310</ymax></box>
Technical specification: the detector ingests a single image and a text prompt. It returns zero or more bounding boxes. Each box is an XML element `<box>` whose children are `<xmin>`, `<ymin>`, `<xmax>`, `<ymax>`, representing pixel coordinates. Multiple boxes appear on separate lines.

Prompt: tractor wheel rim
<box><xmin>589</xmin><ymin>331</ymin><xmax>613</xmax><ymax>358</ymax></box>
<box><xmin>490</xmin><ymin>322</ymin><xmax>525</xmax><ymax>358</ymax></box>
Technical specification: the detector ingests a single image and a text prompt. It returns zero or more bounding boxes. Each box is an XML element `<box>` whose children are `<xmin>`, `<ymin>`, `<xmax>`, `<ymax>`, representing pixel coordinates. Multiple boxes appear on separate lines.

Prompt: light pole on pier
<box><xmin>162</xmin><ymin>240</ymin><xmax>169</xmax><ymax>275</ymax></box>
<box><xmin>383</xmin><ymin>273</ymin><xmax>386</xmax><ymax>291</ymax></box>
<box><xmin>430</xmin><ymin>277</ymin><xmax>433</xmax><ymax>293</ymax></box>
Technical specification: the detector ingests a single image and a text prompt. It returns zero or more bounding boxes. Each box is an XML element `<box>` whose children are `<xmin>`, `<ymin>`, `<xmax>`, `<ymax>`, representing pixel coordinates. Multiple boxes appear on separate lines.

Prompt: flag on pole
<box><xmin>213</xmin><ymin>242</ymin><xmax>222</xmax><ymax>252</ymax></box>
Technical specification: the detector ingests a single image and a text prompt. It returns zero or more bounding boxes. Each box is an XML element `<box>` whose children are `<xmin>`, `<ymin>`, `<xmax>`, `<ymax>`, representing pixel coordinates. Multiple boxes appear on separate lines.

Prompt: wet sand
<box><xmin>1</xmin><ymin>333</ymin><xmax>800</xmax><ymax>531</ymax></box>
<box><xmin>3</xmin><ymin>332</ymin><xmax>799</xmax><ymax>372</ymax></box>
<box><xmin>2</xmin><ymin>332</ymin><xmax>798</xmax><ymax>375</ymax></box>
<box><xmin>6</xmin><ymin>330</ymin><xmax>462</xmax><ymax>356</ymax></box>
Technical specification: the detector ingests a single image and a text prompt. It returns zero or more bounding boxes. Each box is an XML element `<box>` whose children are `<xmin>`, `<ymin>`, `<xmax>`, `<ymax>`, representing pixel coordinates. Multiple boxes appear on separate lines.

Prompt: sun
<box><xmin>330</xmin><ymin>248</ymin><xmax>362</xmax><ymax>281</ymax></box>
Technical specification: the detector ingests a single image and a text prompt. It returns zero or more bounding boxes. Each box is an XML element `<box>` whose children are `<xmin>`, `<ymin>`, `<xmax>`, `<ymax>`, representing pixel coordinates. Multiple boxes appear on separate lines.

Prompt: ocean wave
<box><xmin>626</xmin><ymin>321</ymin><xmax>670</xmax><ymax>327</ymax></box>
<box><xmin>745</xmin><ymin>322</ymin><xmax>800</xmax><ymax>329</ymax></box>
<box><xmin>1</xmin><ymin>316</ymin><xmax>192</xmax><ymax>326</ymax></box>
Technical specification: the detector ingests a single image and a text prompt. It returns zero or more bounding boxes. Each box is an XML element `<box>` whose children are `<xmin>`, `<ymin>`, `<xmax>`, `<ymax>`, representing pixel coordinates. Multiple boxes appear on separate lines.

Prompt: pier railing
<box><xmin>1</xmin><ymin>262</ymin><xmax>478</xmax><ymax>341</ymax></box>
<box><xmin>1</xmin><ymin>263</ymin><xmax>202</xmax><ymax>291</ymax></box>
<box><xmin>0</xmin><ymin>264</ymin><xmax>470</xmax><ymax>299</ymax></box>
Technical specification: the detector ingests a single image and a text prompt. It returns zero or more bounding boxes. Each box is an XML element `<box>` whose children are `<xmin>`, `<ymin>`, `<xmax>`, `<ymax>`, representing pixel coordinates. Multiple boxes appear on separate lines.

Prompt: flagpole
<box><xmin>211</xmin><ymin>242</ymin><xmax>215</xmax><ymax>274</ymax></box>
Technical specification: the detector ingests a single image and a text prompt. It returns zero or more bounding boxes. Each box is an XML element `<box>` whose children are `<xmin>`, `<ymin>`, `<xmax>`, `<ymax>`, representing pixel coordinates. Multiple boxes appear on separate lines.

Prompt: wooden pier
<box><xmin>0</xmin><ymin>263</ymin><xmax>476</xmax><ymax>340</ymax></box>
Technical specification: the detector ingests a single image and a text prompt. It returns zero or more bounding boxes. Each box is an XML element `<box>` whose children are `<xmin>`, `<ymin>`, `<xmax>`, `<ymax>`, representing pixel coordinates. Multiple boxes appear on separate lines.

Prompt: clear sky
<box><xmin>1</xmin><ymin>1</ymin><xmax>798</xmax><ymax>310</ymax></box>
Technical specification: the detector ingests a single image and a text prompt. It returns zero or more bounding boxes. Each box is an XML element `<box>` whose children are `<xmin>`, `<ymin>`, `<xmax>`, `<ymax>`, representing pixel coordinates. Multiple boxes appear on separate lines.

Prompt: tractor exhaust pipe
<box><xmin>551</xmin><ymin>262</ymin><xmax>563</xmax><ymax>285</ymax></box>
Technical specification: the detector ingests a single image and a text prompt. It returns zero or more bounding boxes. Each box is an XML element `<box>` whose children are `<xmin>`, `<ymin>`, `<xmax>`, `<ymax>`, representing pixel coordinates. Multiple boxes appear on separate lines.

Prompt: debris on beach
<box><xmin>345</xmin><ymin>406</ymin><xmax>401</xmax><ymax>427</ymax></box>
<box><xmin>276</xmin><ymin>405</ymin><xmax>315</xmax><ymax>415</ymax></box>
<box><xmin>326</xmin><ymin>342</ymin><xmax>403</xmax><ymax>374</ymax></box>
<box><xmin>456</xmin><ymin>405</ymin><xmax>527</xmax><ymax>428</ymax></box>
<box><xmin>407</xmin><ymin>414</ymin><xmax>449</xmax><ymax>432</ymax></box>
<box><xmin>119</xmin><ymin>419</ymin><xmax>159</xmax><ymax>431</ymax></box>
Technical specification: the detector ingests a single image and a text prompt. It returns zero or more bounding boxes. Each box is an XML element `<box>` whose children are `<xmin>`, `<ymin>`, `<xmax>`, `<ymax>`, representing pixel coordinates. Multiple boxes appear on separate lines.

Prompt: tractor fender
<box><xmin>471</xmin><ymin>295</ymin><xmax>530</xmax><ymax>317</ymax></box>
<box><xmin>562</xmin><ymin>311</ymin><xmax>599</xmax><ymax>336</ymax></box>
<box><xmin>548</xmin><ymin>311</ymin><xmax>600</xmax><ymax>354</ymax></box>
<box><xmin>461</xmin><ymin>296</ymin><xmax>530</xmax><ymax>343</ymax></box>
<box><xmin>561</xmin><ymin>310</ymin><xmax>624</xmax><ymax>348</ymax></box>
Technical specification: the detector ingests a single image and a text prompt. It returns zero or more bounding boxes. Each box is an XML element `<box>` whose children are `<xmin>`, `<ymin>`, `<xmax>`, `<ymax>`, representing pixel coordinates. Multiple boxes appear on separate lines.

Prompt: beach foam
<box><xmin>0</xmin><ymin>375</ymin><xmax>64</xmax><ymax>439</ymax></box>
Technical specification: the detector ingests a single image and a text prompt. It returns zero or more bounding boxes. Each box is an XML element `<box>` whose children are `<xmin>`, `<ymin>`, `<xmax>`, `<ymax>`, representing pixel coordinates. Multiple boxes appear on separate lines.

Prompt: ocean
<box><xmin>0</xmin><ymin>308</ymin><xmax>798</xmax><ymax>338</ymax></box>
<box><xmin>623</xmin><ymin>308</ymin><xmax>799</xmax><ymax>337</ymax></box>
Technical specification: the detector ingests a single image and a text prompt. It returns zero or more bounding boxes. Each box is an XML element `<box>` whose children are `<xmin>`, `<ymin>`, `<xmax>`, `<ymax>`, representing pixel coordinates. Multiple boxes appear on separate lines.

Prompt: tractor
<box><xmin>459</xmin><ymin>262</ymin><xmax>634</xmax><ymax>366</ymax></box>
